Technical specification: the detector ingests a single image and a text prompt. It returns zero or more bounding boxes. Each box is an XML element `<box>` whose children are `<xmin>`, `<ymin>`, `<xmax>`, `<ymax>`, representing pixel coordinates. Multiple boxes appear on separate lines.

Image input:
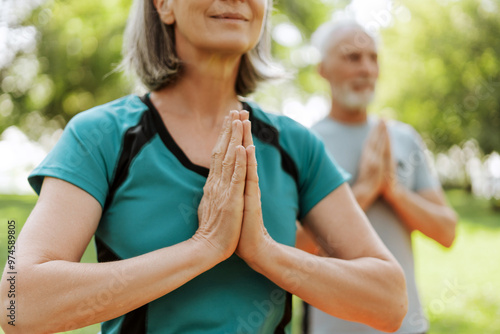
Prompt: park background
<box><xmin>0</xmin><ymin>0</ymin><xmax>499</xmax><ymax>333</ymax></box>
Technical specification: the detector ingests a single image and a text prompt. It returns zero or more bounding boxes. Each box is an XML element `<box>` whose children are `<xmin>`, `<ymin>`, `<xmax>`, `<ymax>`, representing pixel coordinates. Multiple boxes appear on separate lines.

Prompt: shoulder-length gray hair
<box><xmin>121</xmin><ymin>0</ymin><xmax>280</xmax><ymax>96</ymax></box>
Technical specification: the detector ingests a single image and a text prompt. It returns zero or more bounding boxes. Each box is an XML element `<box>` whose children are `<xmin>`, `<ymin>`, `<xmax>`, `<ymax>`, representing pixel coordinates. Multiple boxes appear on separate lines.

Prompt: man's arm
<box><xmin>382</xmin><ymin>124</ymin><xmax>457</xmax><ymax>248</ymax></box>
<box><xmin>384</xmin><ymin>185</ymin><xmax>457</xmax><ymax>247</ymax></box>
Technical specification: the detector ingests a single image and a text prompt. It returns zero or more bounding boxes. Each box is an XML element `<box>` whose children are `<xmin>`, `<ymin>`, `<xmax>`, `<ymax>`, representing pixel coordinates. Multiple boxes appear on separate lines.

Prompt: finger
<box><xmin>229</xmin><ymin>145</ymin><xmax>247</xmax><ymax>193</ymax></box>
<box><xmin>378</xmin><ymin>121</ymin><xmax>390</xmax><ymax>158</ymax></box>
<box><xmin>376</xmin><ymin>120</ymin><xmax>390</xmax><ymax>153</ymax></box>
<box><xmin>242</xmin><ymin>120</ymin><xmax>253</xmax><ymax>148</ymax></box>
<box><xmin>382</xmin><ymin>123</ymin><xmax>395</xmax><ymax>171</ymax></box>
<box><xmin>365</xmin><ymin>120</ymin><xmax>384</xmax><ymax>150</ymax></box>
<box><xmin>239</xmin><ymin>110</ymin><xmax>250</xmax><ymax>122</ymax></box>
<box><xmin>382</xmin><ymin>123</ymin><xmax>391</xmax><ymax>158</ymax></box>
<box><xmin>373</xmin><ymin>130</ymin><xmax>386</xmax><ymax>156</ymax></box>
<box><xmin>209</xmin><ymin>115</ymin><xmax>232</xmax><ymax>179</ymax></box>
<box><xmin>221</xmin><ymin>120</ymin><xmax>244</xmax><ymax>185</ymax></box>
<box><xmin>230</xmin><ymin>109</ymin><xmax>240</xmax><ymax>122</ymax></box>
<box><xmin>245</xmin><ymin>145</ymin><xmax>260</xmax><ymax>199</ymax></box>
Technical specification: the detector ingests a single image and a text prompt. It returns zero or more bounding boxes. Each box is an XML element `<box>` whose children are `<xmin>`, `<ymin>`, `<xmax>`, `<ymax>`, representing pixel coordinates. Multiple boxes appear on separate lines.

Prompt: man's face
<box><xmin>320</xmin><ymin>28</ymin><xmax>379</xmax><ymax>110</ymax></box>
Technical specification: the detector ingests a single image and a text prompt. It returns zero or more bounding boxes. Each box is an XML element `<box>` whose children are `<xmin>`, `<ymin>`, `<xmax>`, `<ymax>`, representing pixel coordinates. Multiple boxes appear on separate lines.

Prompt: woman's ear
<box><xmin>153</xmin><ymin>0</ymin><xmax>175</xmax><ymax>25</ymax></box>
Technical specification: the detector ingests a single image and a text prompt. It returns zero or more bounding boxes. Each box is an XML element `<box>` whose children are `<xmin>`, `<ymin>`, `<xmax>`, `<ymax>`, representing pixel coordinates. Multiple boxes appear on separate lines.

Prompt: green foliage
<box><xmin>376</xmin><ymin>0</ymin><xmax>500</xmax><ymax>154</ymax></box>
<box><xmin>1</xmin><ymin>0</ymin><xmax>132</xmax><ymax>139</ymax></box>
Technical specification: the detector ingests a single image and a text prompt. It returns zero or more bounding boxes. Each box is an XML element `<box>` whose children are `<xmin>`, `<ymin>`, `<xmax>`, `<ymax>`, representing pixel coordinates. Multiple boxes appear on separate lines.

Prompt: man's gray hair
<box><xmin>121</xmin><ymin>0</ymin><xmax>281</xmax><ymax>96</ymax></box>
<box><xmin>311</xmin><ymin>18</ymin><xmax>379</xmax><ymax>60</ymax></box>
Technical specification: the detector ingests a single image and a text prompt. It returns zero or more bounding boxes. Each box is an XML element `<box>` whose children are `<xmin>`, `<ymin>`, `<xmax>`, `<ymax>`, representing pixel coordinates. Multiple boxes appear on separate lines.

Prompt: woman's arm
<box><xmin>238</xmin><ymin>180</ymin><xmax>408</xmax><ymax>332</ymax></box>
<box><xmin>1</xmin><ymin>177</ymin><xmax>221</xmax><ymax>333</ymax></box>
<box><xmin>0</xmin><ymin>113</ymin><xmax>247</xmax><ymax>334</ymax></box>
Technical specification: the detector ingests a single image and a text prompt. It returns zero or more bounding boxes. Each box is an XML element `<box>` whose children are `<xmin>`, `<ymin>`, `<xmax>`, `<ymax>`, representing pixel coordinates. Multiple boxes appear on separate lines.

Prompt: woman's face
<box><xmin>157</xmin><ymin>0</ymin><xmax>267</xmax><ymax>57</ymax></box>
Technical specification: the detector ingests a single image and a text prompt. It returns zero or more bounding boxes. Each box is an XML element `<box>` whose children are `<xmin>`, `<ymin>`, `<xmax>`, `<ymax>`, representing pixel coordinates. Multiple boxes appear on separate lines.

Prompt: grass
<box><xmin>414</xmin><ymin>189</ymin><xmax>500</xmax><ymax>334</ymax></box>
<box><xmin>0</xmin><ymin>189</ymin><xmax>499</xmax><ymax>334</ymax></box>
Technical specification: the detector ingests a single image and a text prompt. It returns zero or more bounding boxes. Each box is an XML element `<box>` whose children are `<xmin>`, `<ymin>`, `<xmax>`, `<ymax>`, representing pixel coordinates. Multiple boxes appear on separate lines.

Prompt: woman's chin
<box><xmin>204</xmin><ymin>42</ymin><xmax>254</xmax><ymax>57</ymax></box>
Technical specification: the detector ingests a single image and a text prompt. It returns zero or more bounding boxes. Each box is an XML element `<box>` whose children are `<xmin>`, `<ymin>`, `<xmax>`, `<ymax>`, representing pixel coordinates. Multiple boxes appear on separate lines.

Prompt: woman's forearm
<box><xmin>3</xmin><ymin>238</ymin><xmax>220</xmax><ymax>334</ymax></box>
<box><xmin>248</xmin><ymin>242</ymin><xmax>408</xmax><ymax>333</ymax></box>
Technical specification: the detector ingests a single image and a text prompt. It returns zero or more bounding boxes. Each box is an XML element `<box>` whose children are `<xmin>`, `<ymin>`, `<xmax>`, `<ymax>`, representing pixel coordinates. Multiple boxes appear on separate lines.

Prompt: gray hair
<box><xmin>311</xmin><ymin>18</ymin><xmax>379</xmax><ymax>60</ymax></box>
<box><xmin>121</xmin><ymin>0</ymin><xmax>281</xmax><ymax>96</ymax></box>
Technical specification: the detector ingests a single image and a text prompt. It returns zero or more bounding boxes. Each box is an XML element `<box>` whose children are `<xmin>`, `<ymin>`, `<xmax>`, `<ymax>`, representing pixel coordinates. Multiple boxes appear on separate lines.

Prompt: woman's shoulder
<box><xmin>67</xmin><ymin>95</ymin><xmax>148</xmax><ymax>133</ymax></box>
<box><xmin>246</xmin><ymin>101</ymin><xmax>312</xmax><ymax>138</ymax></box>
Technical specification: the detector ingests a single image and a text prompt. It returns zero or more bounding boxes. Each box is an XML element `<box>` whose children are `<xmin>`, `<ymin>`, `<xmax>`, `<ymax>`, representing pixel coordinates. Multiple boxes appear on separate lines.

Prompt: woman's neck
<box><xmin>151</xmin><ymin>41</ymin><xmax>244</xmax><ymax>126</ymax></box>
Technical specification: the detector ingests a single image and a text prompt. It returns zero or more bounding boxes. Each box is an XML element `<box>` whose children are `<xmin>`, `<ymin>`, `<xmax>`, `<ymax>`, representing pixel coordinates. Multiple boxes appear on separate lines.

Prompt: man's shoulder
<box><xmin>387</xmin><ymin>119</ymin><xmax>421</xmax><ymax>144</ymax></box>
<box><xmin>311</xmin><ymin>117</ymin><xmax>331</xmax><ymax>131</ymax></box>
<box><xmin>311</xmin><ymin>117</ymin><xmax>340</xmax><ymax>137</ymax></box>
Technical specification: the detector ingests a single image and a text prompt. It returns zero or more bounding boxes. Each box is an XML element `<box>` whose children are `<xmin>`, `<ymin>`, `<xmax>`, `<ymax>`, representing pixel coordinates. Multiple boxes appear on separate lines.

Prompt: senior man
<box><xmin>300</xmin><ymin>20</ymin><xmax>458</xmax><ymax>334</ymax></box>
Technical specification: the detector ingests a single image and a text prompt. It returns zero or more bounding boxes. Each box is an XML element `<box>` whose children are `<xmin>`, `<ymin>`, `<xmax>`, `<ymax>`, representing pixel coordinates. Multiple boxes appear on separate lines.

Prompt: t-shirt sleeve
<box><xmin>28</xmin><ymin>111</ymin><xmax>117</xmax><ymax>208</ymax></box>
<box><xmin>408</xmin><ymin>127</ymin><xmax>440</xmax><ymax>192</ymax></box>
<box><xmin>294</xmin><ymin>128</ymin><xmax>351</xmax><ymax>221</ymax></box>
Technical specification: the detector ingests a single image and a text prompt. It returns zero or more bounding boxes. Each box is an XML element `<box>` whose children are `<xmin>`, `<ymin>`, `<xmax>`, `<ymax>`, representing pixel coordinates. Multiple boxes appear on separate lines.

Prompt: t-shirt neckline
<box><xmin>139</xmin><ymin>93</ymin><xmax>252</xmax><ymax>178</ymax></box>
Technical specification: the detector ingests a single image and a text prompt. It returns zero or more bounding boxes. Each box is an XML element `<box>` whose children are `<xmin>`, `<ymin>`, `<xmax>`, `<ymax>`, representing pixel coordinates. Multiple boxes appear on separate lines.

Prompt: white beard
<box><xmin>331</xmin><ymin>80</ymin><xmax>375</xmax><ymax>111</ymax></box>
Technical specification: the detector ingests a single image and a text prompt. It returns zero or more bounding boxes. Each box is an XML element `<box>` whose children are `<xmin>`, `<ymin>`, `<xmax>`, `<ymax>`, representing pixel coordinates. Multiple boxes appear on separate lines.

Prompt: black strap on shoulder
<box><xmin>247</xmin><ymin>107</ymin><xmax>299</xmax><ymax>186</ymax></box>
<box><xmin>103</xmin><ymin>97</ymin><xmax>157</xmax><ymax>212</ymax></box>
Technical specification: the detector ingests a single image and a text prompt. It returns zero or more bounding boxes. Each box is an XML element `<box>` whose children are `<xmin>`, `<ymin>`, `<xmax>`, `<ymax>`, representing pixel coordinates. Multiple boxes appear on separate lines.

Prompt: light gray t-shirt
<box><xmin>309</xmin><ymin>116</ymin><xmax>439</xmax><ymax>334</ymax></box>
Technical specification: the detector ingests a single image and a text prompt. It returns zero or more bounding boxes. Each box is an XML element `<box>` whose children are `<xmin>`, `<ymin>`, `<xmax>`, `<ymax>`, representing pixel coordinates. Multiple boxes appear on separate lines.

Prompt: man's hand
<box><xmin>352</xmin><ymin>120</ymin><xmax>391</xmax><ymax>210</ymax></box>
<box><xmin>380</xmin><ymin>122</ymin><xmax>400</xmax><ymax>202</ymax></box>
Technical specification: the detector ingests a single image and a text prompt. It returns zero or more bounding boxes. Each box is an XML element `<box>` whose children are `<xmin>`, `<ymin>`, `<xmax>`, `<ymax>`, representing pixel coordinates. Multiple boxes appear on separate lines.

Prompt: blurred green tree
<box><xmin>375</xmin><ymin>0</ymin><xmax>500</xmax><ymax>154</ymax></box>
<box><xmin>0</xmin><ymin>0</ymin><xmax>131</xmax><ymax>139</ymax></box>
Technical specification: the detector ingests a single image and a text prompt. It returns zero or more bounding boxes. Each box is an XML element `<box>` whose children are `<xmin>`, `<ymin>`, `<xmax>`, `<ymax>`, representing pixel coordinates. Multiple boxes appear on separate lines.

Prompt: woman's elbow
<box><xmin>0</xmin><ymin>270</ymin><xmax>50</xmax><ymax>334</ymax></box>
<box><xmin>376</xmin><ymin>261</ymin><xmax>408</xmax><ymax>332</ymax></box>
<box><xmin>0</xmin><ymin>279</ymin><xmax>16</xmax><ymax>332</ymax></box>
<box><xmin>0</xmin><ymin>291</ymin><xmax>25</xmax><ymax>334</ymax></box>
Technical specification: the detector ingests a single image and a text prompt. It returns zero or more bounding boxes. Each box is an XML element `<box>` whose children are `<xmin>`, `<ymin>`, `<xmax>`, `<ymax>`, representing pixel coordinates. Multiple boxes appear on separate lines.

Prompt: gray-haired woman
<box><xmin>0</xmin><ymin>0</ymin><xmax>407</xmax><ymax>333</ymax></box>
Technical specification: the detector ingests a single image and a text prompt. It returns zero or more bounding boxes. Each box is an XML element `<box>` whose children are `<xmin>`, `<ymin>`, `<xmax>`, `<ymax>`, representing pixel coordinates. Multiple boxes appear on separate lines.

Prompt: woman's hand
<box><xmin>194</xmin><ymin>111</ymin><xmax>247</xmax><ymax>261</ymax></box>
<box><xmin>235</xmin><ymin>115</ymin><xmax>274</xmax><ymax>266</ymax></box>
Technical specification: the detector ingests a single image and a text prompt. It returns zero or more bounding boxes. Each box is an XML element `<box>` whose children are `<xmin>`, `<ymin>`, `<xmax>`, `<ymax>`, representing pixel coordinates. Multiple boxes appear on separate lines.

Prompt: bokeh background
<box><xmin>0</xmin><ymin>0</ymin><xmax>499</xmax><ymax>333</ymax></box>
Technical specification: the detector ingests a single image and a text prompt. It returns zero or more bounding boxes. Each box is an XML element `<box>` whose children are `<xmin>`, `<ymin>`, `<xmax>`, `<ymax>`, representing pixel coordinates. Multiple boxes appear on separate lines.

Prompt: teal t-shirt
<box><xmin>29</xmin><ymin>95</ymin><xmax>349</xmax><ymax>334</ymax></box>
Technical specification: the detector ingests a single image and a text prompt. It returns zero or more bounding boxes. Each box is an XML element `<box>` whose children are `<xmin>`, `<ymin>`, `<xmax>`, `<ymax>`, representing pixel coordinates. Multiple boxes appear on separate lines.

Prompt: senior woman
<box><xmin>0</xmin><ymin>0</ymin><xmax>407</xmax><ymax>333</ymax></box>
